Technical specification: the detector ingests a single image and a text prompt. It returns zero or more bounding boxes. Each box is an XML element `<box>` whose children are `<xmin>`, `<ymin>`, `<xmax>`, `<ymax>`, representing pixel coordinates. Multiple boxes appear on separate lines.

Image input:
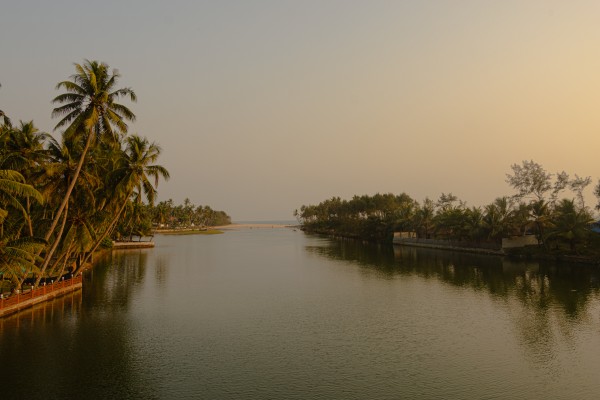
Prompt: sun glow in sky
<box><xmin>2</xmin><ymin>1</ymin><xmax>600</xmax><ymax>220</ymax></box>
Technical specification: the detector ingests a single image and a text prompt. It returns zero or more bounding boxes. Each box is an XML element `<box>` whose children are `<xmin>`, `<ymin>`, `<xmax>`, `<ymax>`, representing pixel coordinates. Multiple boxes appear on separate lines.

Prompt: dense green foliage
<box><xmin>296</xmin><ymin>161</ymin><xmax>599</xmax><ymax>255</ymax></box>
<box><xmin>150</xmin><ymin>198</ymin><xmax>231</xmax><ymax>230</ymax></box>
<box><xmin>0</xmin><ymin>61</ymin><xmax>170</xmax><ymax>293</ymax></box>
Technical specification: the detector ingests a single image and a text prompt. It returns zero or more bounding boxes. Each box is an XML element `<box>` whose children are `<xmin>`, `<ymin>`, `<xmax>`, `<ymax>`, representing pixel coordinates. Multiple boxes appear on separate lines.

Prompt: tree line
<box><xmin>295</xmin><ymin>160</ymin><xmax>600</xmax><ymax>253</ymax></box>
<box><xmin>1</xmin><ymin>60</ymin><xmax>169</xmax><ymax>294</ymax></box>
<box><xmin>150</xmin><ymin>198</ymin><xmax>231</xmax><ymax>231</ymax></box>
<box><xmin>109</xmin><ymin>198</ymin><xmax>231</xmax><ymax>240</ymax></box>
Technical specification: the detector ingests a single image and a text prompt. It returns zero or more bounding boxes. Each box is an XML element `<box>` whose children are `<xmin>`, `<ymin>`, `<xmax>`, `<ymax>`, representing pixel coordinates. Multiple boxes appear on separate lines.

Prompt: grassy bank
<box><xmin>156</xmin><ymin>229</ymin><xmax>224</xmax><ymax>235</ymax></box>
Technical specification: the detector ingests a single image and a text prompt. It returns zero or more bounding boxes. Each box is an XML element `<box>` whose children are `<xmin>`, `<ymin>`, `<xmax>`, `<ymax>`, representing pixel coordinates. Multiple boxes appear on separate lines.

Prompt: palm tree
<box><xmin>412</xmin><ymin>198</ymin><xmax>435</xmax><ymax>238</ymax></box>
<box><xmin>1</xmin><ymin>121</ymin><xmax>50</xmax><ymax>236</ymax></box>
<box><xmin>0</xmin><ymin>170</ymin><xmax>44</xmax><ymax>237</ymax></box>
<box><xmin>37</xmin><ymin>61</ymin><xmax>136</xmax><ymax>273</ymax></box>
<box><xmin>0</xmin><ymin>235</ymin><xmax>45</xmax><ymax>293</ymax></box>
<box><xmin>32</xmin><ymin>135</ymin><xmax>101</xmax><ymax>287</ymax></box>
<box><xmin>546</xmin><ymin>199</ymin><xmax>593</xmax><ymax>253</ymax></box>
<box><xmin>0</xmin><ymin>170</ymin><xmax>44</xmax><ymax>291</ymax></box>
<box><xmin>78</xmin><ymin>135</ymin><xmax>169</xmax><ymax>270</ymax></box>
<box><xmin>0</xmin><ymin>121</ymin><xmax>49</xmax><ymax>172</ymax></box>
<box><xmin>47</xmin><ymin>60</ymin><xmax>136</xmax><ymax>245</ymax></box>
<box><xmin>530</xmin><ymin>199</ymin><xmax>550</xmax><ymax>244</ymax></box>
<box><xmin>463</xmin><ymin>206</ymin><xmax>485</xmax><ymax>242</ymax></box>
<box><xmin>483</xmin><ymin>197</ymin><xmax>515</xmax><ymax>241</ymax></box>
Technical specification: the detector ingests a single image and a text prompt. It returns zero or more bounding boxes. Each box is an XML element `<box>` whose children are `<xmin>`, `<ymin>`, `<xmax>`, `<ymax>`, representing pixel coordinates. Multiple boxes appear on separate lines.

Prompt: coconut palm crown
<box><xmin>52</xmin><ymin>60</ymin><xmax>136</xmax><ymax>143</ymax></box>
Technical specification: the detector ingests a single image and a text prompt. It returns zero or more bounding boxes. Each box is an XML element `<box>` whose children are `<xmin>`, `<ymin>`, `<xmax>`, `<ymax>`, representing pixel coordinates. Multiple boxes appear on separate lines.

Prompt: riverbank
<box><xmin>393</xmin><ymin>240</ymin><xmax>505</xmax><ymax>256</ymax></box>
<box><xmin>395</xmin><ymin>240</ymin><xmax>600</xmax><ymax>265</ymax></box>
<box><xmin>0</xmin><ymin>275</ymin><xmax>83</xmax><ymax>318</ymax></box>
<box><xmin>215</xmin><ymin>223</ymin><xmax>295</xmax><ymax>230</ymax></box>
<box><xmin>302</xmin><ymin>226</ymin><xmax>600</xmax><ymax>265</ymax></box>
<box><xmin>155</xmin><ymin>224</ymin><xmax>296</xmax><ymax>234</ymax></box>
<box><xmin>112</xmin><ymin>241</ymin><xmax>155</xmax><ymax>249</ymax></box>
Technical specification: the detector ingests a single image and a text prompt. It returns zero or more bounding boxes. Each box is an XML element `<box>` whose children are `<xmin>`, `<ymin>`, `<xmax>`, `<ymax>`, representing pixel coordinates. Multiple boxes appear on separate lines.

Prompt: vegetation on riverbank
<box><xmin>1</xmin><ymin>61</ymin><xmax>169</xmax><ymax>294</ymax></box>
<box><xmin>110</xmin><ymin>199</ymin><xmax>231</xmax><ymax>241</ymax></box>
<box><xmin>295</xmin><ymin>161</ymin><xmax>600</xmax><ymax>260</ymax></box>
<box><xmin>149</xmin><ymin>198</ymin><xmax>231</xmax><ymax>231</ymax></box>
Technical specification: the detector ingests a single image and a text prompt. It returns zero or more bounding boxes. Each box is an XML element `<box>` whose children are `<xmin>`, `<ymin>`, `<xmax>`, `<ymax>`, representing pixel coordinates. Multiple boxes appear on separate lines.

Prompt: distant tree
<box><xmin>482</xmin><ymin>197</ymin><xmax>515</xmax><ymax>240</ymax></box>
<box><xmin>436</xmin><ymin>192</ymin><xmax>459</xmax><ymax>211</ymax></box>
<box><xmin>506</xmin><ymin>160</ymin><xmax>553</xmax><ymax>202</ymax></box>
<box><xmin>506</xmin><ymin>160</ymin><xmax>590</xmax><ymax>208</ymax></box>
<box><xmin>513</xmin><ymin>202</ymin><xmax>531</xmax><ymax>236</ymax></box>
<box><xmin>569</xmin><ymin>174</ymin><xmax>592</xmax><ymax>209</ymax></box>
<box><xmin>463</xmin><ymin>206</ymin><xmax>485</xmax><ymax>242</ymax></box>
<box><xmin>412</xmin><ymin>198</ymin><xmax>435</xmax><ymax>238</ymax></box>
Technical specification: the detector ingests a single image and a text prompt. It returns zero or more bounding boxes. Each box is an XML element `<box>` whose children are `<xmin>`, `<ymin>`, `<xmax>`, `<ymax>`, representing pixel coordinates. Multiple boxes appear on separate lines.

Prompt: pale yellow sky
<box><xmin>2</xmin><ymin>1</ymin><xmax>600</xmax><ymax>219</ymax></box>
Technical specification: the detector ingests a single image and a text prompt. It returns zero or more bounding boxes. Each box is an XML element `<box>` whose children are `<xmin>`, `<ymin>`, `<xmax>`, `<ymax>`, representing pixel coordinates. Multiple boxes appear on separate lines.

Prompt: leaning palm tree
<box><xmin>77</xmin><ymin>135</ymin><xmax>169</xmax><ymax>271</ymax></box>
<box><xmin>33</xmin><ymin>135</ymin><xmax>100</xmax><ymax>287</ymax></box>
<box><xmin>47</xmin><ymin>60</ymin><xmax>136</xmax><ymax>244</ymax></box>
<box><xmin>42</xmin><ymin>61</ymin><xmax>136</xmax><ymax>268</ymax></box>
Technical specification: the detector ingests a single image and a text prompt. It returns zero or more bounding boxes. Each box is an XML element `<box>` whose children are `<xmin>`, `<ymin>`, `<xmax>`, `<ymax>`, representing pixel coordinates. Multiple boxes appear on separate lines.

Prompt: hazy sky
<box><xmin>2</xmin><ymin>1</ymin><xmax>600</xmax><ymax>220</ymax></box>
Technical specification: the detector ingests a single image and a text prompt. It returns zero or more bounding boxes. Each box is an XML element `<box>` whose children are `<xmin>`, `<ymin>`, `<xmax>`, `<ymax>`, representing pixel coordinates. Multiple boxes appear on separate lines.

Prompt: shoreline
<box><xmin>0</xmin><ymin>276</ymin><xmax>83</xmax><ymax>318</ymax></box>
<box><xmin>155</xmin><ymin>224</ymin><xmax>297</xmax><ymax>233</ymax></box>
<box><xmin>215</xmin><ymin>223</ymin><xmax>297</xmax><ymax>230</ymax></box>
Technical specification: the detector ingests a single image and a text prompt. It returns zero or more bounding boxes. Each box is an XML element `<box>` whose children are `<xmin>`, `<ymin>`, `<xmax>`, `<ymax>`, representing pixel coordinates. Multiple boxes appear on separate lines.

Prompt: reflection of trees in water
<box><xmin>0</xmin><ymin>290</ymin><xmax>82</xmax><ymax>332</ymax></box>
<box><xmin>154</xmin><ymin>255</ymin><xmax>169</xmax><ymax>287</ymax></box>
<box><xmin>66</xmin><ymin>249</ymin><xmax>156</xmax><ymax>398</ymax></box>
<box><xmin>307</xmin><ymin>239</ymin><xmax>600</xmax><ymax>316</ymax></box>
<box><xmin>83</xmin><ymin>250</ymin><xmax>149</xmax><ymax>309</ymax></box>
<box><xmin>306</xmin><ymin>238</ymin><xmax>600</xmax><ymax>365</ymax></box>
<box><xmin>0</xmin><ymin>249</ymin><xmax>156</xmax><ymax>398</ymax></box>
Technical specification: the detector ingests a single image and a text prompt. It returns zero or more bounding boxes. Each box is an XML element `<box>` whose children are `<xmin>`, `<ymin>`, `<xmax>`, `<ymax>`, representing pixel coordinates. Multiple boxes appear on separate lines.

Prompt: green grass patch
<box><xmin>158</xmin><ymin>229</ymin><xmax>224</xmax><ymax>235</ymax></box>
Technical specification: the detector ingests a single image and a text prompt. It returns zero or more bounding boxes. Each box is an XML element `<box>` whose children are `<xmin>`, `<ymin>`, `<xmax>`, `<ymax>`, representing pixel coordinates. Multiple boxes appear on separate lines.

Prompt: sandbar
<box><xmin>214</xmin><ymin>223</ymin><xmax>296</xmax><ymax>230</ymax></box>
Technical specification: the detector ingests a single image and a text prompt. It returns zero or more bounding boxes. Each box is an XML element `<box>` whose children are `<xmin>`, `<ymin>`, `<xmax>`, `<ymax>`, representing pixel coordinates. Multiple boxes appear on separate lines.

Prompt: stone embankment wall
<box><xmin>393</xmin><ymin>232</ymin><xmax>538</xmax><ymax>255</ymax></box>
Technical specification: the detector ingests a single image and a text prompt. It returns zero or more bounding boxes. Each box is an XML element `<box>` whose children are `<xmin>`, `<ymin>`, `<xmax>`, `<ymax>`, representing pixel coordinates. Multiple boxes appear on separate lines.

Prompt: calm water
<box><xmin>2</xmin><ymin>228</ymin><xmax>600</xmax><ymax>399</ymax></box>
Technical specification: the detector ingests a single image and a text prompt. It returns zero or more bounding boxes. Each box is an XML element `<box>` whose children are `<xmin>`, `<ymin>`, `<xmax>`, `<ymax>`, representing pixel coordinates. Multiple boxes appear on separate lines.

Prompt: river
<box><xmin>1</xmin><ymin>227</ymin><xmax>600</xmax><ymax>399</ymax></box>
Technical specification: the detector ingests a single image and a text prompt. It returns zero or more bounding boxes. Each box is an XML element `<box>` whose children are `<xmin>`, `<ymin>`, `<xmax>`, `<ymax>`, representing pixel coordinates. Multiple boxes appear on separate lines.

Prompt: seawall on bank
<box><xmin>0</xmin><ymin>276</ymin><xmax>82</xmax><ymax>318</ymax></box>
<box><xmin>392</xmin><ymin>233</ymin><xmax>539</xmax><ymax>256</ymax></box>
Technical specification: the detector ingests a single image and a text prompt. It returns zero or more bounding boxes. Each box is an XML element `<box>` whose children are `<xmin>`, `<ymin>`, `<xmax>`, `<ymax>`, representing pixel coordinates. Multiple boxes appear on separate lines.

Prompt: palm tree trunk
<box><xmin>14</xmin><ymin>271</ymin><xmax>29</xmax><ymax>294</ymax></box>
<box><xmin>77</xmin><ymin>188</ymin><xmax>133</xmax><ymax>273</ymax></box>
<box><xmin>35</xmin><ymin>202</ymin><xmax>69</xmax><ymax>287</ymax></box>
<box><xmin>43</xmin><ymin>129</ymin><xmax>93</xmax><ymax>242</ymax></box>
<box><xmin>53</xmin><ymin>241</ymin><xmax>75</xmax><ymax>280</ymax></box>
<box><xmin>47</xmin><ymin>249</ymin><xmax>68</xmax><ymax>278</ymax></box>
<box><xmin>26</xmin><ymin>197</ymin><xmax>33</xmax><ymax>237</ymax></box>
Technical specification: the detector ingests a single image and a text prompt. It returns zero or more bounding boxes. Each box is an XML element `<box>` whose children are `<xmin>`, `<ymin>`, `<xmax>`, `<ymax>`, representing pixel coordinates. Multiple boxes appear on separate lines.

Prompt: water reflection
<box><xmin>84</xmin><ymin>249</ymin><xmax>150</xmax><ymax>310</ymax></box>
<box><xmin>307</xmin><ymin>238</ymin><xmax>600</xmax><ymax>316</ymax></box>
<box><xmin>0</xmin><ymin>249</ymin><xmax>157</xmax><ymax>399</ymax></box>
<box><xmin>0</xmin><ymin>289</ymin><xmax>82</xmax><ymax>332</ymax></box>
<box><xmin>154</xmin><ymin>255</ymin><xmax>169</xmax><ymax>288</ymax></box>
<box><xmin>306</xmin><ymin>238</ymin><xmax>600</xmax><ymax>368</ymax></box>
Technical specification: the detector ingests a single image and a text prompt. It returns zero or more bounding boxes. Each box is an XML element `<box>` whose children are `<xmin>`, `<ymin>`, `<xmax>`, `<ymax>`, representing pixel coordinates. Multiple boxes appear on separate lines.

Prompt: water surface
<box><xmin>1</xmin><ymin>228</ymin><xmax>600</xmax><ymax>399</ymax></box>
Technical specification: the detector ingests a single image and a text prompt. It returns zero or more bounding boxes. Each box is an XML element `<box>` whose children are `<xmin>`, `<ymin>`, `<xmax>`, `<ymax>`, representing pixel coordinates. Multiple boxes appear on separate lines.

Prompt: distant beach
<box><xmin>215</xmin><ymin>223</ymin><xmax>297</xmax><ymax>230</ymax></box>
